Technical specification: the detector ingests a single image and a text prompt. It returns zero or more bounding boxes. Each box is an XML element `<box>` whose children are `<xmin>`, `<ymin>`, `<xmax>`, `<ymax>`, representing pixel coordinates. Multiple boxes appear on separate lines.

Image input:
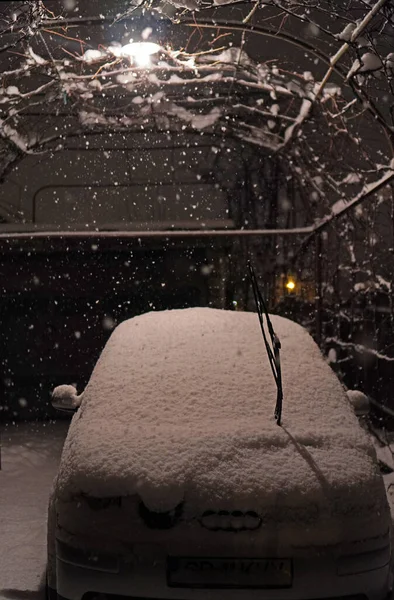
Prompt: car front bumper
<box><xmin>52</xmin><ymin>540</ymin><xmax>391</xmax><ymax>600</ymax></box>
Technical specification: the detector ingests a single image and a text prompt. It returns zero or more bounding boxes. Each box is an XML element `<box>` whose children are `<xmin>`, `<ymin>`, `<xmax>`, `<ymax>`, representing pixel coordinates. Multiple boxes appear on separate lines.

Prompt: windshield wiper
<box><xmin>248</xmin><ymin>261</ymin><xmax>283</xmax><ymax>426</ymax></box>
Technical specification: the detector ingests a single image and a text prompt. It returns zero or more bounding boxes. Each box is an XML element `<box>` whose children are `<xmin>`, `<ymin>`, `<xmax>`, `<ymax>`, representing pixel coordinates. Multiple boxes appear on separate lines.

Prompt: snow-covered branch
<box><xmin>326</xmin><ymin>338</ymin><xmax>394</xmax><ymax>363</ymax></box>
<box><xmin>0</xmin><ymin>0</ymin><xmax>393</xmax><ymax>229</ymax></box>
<box><xmin>281</xmin><ymin>0</ymin><xmax>392</xmax><ymax>148</ymax></box>
<box><xmin>319</xmin><ymin>167</ymin><xmax>394</xmax><ymax>228</ymax></box>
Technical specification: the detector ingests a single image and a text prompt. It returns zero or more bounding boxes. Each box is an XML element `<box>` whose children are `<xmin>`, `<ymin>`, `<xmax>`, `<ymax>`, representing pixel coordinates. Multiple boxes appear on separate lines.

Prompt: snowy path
<box><xmin>1</xmin><ymin>421</ymin><xmax>394</xmax><ymax>600</ymax></box>
<box><xmin>0</xmin><ymin>422</ymin><xmax>69</xmax><ymax>600</ymax></box>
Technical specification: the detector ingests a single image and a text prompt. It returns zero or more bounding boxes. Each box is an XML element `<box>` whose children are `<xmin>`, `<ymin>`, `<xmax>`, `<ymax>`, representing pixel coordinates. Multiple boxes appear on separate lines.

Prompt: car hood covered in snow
<box><xmin>55</xmin><ymin>308</ymin><xmax>388</xmax><ymax>536</ymax></box>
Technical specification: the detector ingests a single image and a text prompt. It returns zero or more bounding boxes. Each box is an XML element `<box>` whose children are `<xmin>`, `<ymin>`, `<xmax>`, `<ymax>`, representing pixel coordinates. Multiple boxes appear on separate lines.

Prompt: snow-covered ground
<box><xmin>1</xmin><ymin>419</ymin><xmax>394</xmax><ymax>600</ymax></box>
<box><xmin>0</xmin><ymin>421</ymin><xmax>69</xmax><ymax>600</ymax></box>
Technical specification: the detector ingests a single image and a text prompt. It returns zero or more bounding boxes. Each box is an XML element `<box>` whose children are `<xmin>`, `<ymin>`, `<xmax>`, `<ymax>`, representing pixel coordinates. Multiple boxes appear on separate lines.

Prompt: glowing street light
<box><xmin>120</xmin><ymin>42</ymin><xmax>161</xmax><ymax>67</ymax></box>
<box><xmin>285</xmin><ymin>278</ymin><xmax>296</xmax><ymax>291</ymax></box>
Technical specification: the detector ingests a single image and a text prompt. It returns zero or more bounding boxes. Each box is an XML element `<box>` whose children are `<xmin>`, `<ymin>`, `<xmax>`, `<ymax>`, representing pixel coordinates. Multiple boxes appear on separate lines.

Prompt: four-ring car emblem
<box><xmin>199</xmin><ymin>510</ymin><xmax>262</xmax><ymax>532</ymax></box>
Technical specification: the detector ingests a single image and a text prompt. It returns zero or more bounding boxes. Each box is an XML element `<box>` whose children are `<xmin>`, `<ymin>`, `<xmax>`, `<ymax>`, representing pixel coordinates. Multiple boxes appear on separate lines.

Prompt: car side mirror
<box><xmin>51</xmin><ymin>385</ymin><xmax>82</xmax><ymax>413</ymax></box>
<box><xmin>346</xmin><ymin>390</ymin><xmax>370</xmax><ymax>417</ymax></box>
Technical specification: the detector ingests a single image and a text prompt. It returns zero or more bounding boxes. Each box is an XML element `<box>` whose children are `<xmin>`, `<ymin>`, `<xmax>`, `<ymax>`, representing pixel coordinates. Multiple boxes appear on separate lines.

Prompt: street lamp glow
<box><xmin>286</xmin><ymin>279</ymin><xmax>296</xmax><ymax>291</ymax></box>
<box><xmin>120</xmin><ymin>42</ymin><xmax>161</xmax><ymax>67</ymax></box>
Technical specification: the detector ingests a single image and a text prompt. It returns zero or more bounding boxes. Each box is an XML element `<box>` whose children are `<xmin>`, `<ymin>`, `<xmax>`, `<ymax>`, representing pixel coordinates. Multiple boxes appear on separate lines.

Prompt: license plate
<box><xmin>167</xmin><ymin>557</ymin><xmax>293</xmax><ymax>588</ymax></box>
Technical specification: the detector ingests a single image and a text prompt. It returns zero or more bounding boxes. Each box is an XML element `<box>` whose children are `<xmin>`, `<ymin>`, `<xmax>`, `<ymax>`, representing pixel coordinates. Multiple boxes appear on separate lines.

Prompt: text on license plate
<box><xmin>167</xmin><ymin>557</ymin><xmax>293</xmax><ymax>588</ymax></box>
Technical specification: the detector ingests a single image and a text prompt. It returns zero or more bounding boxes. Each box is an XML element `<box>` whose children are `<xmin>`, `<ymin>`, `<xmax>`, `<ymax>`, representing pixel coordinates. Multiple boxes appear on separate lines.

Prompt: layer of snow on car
<box><xmin>55</xmin><ymin>308</ymin><xmax>387</xmax><ymax>540</ymax></box>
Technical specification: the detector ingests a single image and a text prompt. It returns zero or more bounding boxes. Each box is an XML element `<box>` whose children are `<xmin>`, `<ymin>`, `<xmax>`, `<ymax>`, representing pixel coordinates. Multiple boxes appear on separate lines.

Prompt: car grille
<box><xmin>138</xmin><ymin>501</ymin><xmax>184</xmax><ymax>529</ymax></box>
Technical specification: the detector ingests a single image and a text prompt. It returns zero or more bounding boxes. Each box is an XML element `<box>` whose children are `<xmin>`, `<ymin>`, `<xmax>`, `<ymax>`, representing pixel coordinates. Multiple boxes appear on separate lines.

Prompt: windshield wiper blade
<box><xmin>248</xmin><ymin>261</ymin><xmax>283</xmax><ymax>426</ymax></box>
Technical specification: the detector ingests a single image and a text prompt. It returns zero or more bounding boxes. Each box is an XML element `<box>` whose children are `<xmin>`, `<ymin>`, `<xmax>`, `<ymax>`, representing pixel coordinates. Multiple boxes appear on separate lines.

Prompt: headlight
<box><xmin>56</xmin><ymin>539</ymin><xmax>119</xmax><ymax>573</ymax></box>
<box><xmin>337</xmin><ymin>545</ymin><xmax>390</xmax><ymax>575</ymax></box>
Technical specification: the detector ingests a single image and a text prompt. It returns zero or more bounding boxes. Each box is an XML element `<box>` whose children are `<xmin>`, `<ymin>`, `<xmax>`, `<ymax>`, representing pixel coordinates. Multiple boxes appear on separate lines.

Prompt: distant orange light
<box><xmin>286</xmin><ymin>279</ymin><xmax>296</xmax><ymax>291</ymax></box>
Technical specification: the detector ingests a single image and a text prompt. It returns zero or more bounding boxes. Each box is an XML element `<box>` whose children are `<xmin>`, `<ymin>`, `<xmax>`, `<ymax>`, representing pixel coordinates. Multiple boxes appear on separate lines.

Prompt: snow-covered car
<box><xmin>47</xmin><ymin>307</ymin><xmax>391</xmax><ymax>600</ymax></box>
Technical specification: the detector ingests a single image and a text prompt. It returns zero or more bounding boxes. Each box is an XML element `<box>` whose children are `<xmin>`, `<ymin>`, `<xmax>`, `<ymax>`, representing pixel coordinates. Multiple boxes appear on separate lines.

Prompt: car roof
<box><xmin>56</xmin><ymin>308</ymin><xmax>385</xmax><ymax>522</ymax></box>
